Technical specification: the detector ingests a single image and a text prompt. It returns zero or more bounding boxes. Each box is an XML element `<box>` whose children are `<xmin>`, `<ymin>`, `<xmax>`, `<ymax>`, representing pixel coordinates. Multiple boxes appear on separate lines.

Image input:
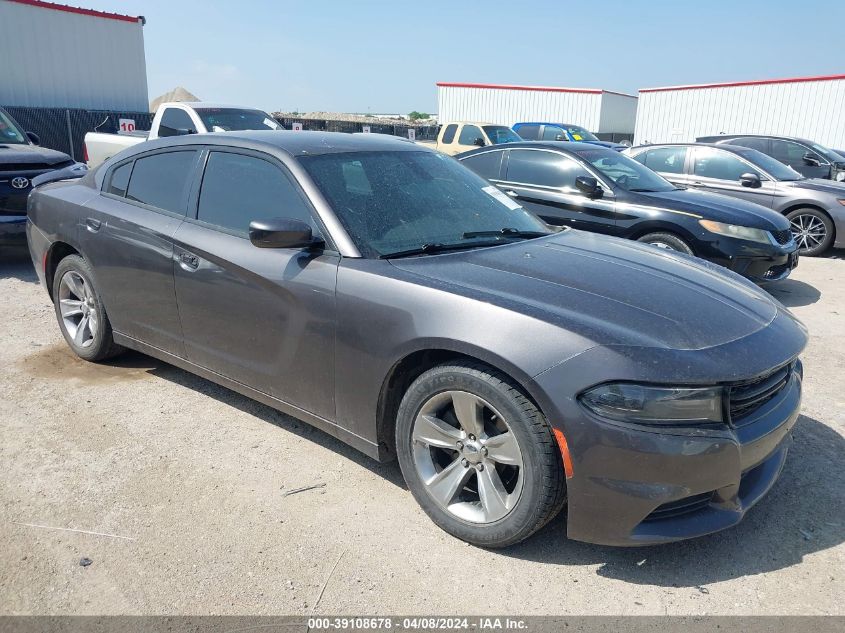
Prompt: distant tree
<box><xmin>408</xmin><ymin>111</ymin><xmax>430</xmax><ymax>121</ymax></box>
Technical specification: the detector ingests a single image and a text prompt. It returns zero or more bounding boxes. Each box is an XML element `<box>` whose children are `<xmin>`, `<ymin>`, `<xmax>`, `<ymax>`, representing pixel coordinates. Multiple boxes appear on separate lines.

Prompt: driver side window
<box><xmin>197</xmin><ymin>151</ymin><xmax>317</xmax><ymax>237</ymax></box>
<box><xmin>159</xmin><ymin>108</ymin><xmax>195</xmax><ymax>138</ymax></box>
<box><xmin>542</xmin><ymin>126</ymin><xmax>565</xmax><ymax>141</ymax></box>
<box><xmin>692</xmin><ymin>148</ymin><xmax>759</xmax><ymax>182</ymax></box>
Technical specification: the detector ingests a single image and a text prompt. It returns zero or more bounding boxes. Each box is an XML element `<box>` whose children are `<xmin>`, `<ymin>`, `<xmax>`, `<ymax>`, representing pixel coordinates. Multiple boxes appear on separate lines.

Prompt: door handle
<box><xmin>179</xmin><ymin>252</ymin><xmax>199</xmax><ymax>270</ymax></box>
<box><xmin>85</xmin><ymin>218</ymin><xmax>102</xmax><ymax>233</ymax></box>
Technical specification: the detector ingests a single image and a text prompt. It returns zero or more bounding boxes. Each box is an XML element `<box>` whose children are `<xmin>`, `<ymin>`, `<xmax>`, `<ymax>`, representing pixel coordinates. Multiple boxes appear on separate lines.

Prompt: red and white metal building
<box><xmin>0</xmin><ymin>0</ymin><xmax>148</xmax><ymax>111</ymax></box>
<box><xmin>634</xmin><ymin>74</ymin><xmax>845</xmax><ymax>148</ymax></box>
<box><xmin>437</xmin><ymin>82</ymin><xmax>639</xmax><ymax>137</ymax></box>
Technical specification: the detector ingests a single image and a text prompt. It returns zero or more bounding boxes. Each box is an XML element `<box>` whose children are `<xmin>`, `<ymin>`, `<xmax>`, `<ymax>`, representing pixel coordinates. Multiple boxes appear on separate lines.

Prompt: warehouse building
<box><xmin>634</xmin><ymin>74</ymin><xmax>845</xmax><ymax>148</ymax></box>
<box><xmin>0</xmin><ymin>0</ymin><xmax>148</xmax><ymax>111</ymax></box>
<box><xmin>437</xmin><ymin>82</ymin><xmax>638</xmax><ymax>140</ymax></box>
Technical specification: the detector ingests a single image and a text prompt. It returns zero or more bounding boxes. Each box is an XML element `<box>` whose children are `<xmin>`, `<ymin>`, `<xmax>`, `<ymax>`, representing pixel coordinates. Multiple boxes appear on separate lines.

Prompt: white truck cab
<box><xmin>84</xmin><ymin>102</ymin><xmax>282</xmax><ymax>168</ymax></box>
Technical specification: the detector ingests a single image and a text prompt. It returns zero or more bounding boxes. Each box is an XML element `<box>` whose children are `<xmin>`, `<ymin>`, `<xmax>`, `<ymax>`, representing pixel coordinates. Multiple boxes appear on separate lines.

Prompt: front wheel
<box><xmin>636</xmin><ymin>232</ymin><xmax>694</xmax><ymax>255</ymax></box>
<box><xmin>395</xmin><ymin>362</ymin><xmax>567</xmax><ymax>547</ymax></box>
<box><xmin>787</xmin><ymin>208</ymin><xmax>834</xmax><ymax>256</ymax></box>
<box><xmin>52</xmin><ymin>254</ymin><xmax>123</xmax><ymax>362</ymax></box>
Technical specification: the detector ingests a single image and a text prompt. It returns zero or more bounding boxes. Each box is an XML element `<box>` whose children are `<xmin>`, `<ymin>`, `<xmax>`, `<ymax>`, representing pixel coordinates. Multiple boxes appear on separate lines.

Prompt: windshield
<box><xmin>578</xmin><ymin>149</ymin><xmax>676</xmax><ymax>192</ymax></box>
<box><xmin>737</xmin><ymin>149</ymin><xmax>804</xmax><ymax>181</ymax></box>
<box><xmin>0</xmin><ymin>110</ymin><xmax>28</xmax><ymax>144</ymax></box>
<box><xmin>195</xmin><ymin>108</ymin><xmax>282</xmax><ymax>132</ymax></box>
<box><xmin>298</xmin><ymin>150</ymin><xmax>551</xmax><ymax>258</ymax></box>
<box><xmin>482</xmin><ymin>125</ymin><xmax>522</xmax><ymax>144</ymax></box>
<box><xmin>565</xmin><ymin>125</ymin><xmax>599</xmax><ymax>142</ymax></box>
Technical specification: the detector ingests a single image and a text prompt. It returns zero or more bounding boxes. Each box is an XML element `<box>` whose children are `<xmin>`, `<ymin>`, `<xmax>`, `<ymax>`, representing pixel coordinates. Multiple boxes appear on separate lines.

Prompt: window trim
<box><xmin>187</xmin><ymin>146</ymin><xmax>337</xmax><ymax>251</ymax></box>
<box><xmin>100</xmin><ymin>147</ymin><xmax>201</xmax><ymax>219</ymax></box>
<box><xmin>499</xmin><ymin>147</ymin><xmax>613</xmax><ymax>195</ymax></box>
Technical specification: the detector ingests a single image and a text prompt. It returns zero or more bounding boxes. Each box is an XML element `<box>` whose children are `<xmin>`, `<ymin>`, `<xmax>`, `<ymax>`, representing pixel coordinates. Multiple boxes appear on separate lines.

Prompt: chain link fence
<box><xmin>3</xmin><ymin>106</ymin><xmax>154</xmax><ymax>162</ymax></box>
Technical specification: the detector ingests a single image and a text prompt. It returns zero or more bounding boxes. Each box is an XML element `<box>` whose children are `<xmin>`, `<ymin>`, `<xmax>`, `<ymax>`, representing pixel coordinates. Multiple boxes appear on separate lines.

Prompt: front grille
<box><xmin>764</xmin><ymin>263</ymin><xmax>791</xmax><ymax>279</ymax></box>
<box><xmin>0</xmin><ymin>161</ymin><xmax>72</xmax><ymax>172</ymax></box>
<box><xmin>728</xmin><ymin>363</ymin><xmax>792</xmax><ymax>423</ymax></box>
<box><xmin>771</xmin><ymin>229</ymin><xmax>793</xmax><ymax>245</ymax></box>
<box><xmin>643</xmin><ymin>491</ymin><xmax>714</xmax><ymax>522</ymax></box>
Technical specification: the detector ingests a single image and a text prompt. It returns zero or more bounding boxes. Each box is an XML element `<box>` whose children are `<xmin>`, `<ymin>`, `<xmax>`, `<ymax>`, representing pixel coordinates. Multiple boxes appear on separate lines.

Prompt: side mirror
<box><xmin>575</xmin><ymin>175</ymin><xmax>603</xmax><ymax>198</ymax></box>
<box><xmin>802</xmin><ymin>152</ymin><xmax>821</xmax><ymax>167</ymax></box>
<box><xmin>473</xmin><ymin>137</ymin><xmax>486</xmax><ymax>147</ymax></box>
<box><xmin>739</xmin><ymin>172</ymin><xmax>762</xmax><ymax>188</ymax></box>
<box><xmin>174</xmin><ymin>127</ymin><xmax>195</xmax><ymax>136</ymax></box>
<box><xmin>249</xmin><ymin>218</ymin><xmax>324</xmax><ymax>249</ymax></box>
<box><xmin>26</xmin><ymin>131</ymin><xmax>40</xmax><ymax>145</ymax></box>
<box><xmin>555</xmin><ymin>134</ymin><xmax>567</xmax><ymax>141</ymax></box>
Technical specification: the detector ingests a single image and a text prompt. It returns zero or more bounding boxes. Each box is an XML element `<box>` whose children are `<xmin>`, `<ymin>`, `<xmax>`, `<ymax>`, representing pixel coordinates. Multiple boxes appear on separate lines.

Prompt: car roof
<box><xmin>456</xmin><ymin>141</ymin><xmax>609</xmax><ymax>159</ymax></box>
<box><xmin>513</xmin><ymin>122</ymin><xmax>579</xmax><ymax>127</ymax></box>
<box><xmin>631</xmin><ymin>142</ymin><xmax>752</xmax><ymax>153</ymax></box>
<box><xmin>701</xmin><ymin>133</ymin><xmax>815</xmax><ymax>145</ymax></box>
<box><xmin>126</xmin><ymin>130</ymin><xmax>429</xmax><ymax>157</ymax></box>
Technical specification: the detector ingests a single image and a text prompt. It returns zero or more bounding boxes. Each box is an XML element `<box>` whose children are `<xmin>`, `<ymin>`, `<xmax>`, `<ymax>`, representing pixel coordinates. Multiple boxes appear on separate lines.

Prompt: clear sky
<box><xmin>80</xmin><ymin>0</ymin><xmax>845</xmax><ymax>114</ymax></box>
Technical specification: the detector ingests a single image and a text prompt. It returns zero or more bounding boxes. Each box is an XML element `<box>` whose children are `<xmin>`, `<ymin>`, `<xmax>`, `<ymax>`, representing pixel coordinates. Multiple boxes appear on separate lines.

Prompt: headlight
<box><xmin>699</xmin><ymin>219</ymin><xmax>771</xmax><ymax>244</ymax></box>
<box><xmin>579</xmin><ymin>383</ymin><xmax>724</xmax><ymax>425</ymax></box>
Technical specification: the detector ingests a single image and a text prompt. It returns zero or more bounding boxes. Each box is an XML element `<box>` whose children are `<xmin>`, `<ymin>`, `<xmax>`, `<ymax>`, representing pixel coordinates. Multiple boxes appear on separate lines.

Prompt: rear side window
<box><xmin>159</xmin><ymin>108</ymin><xmax>196</xmax><ymax>137</ymax></box>
<box><xmin>460</xmin><ymin>151</ymin><xmax>503</xmax><ymax>180</ymax></box>
<box><xmin>641</xmin><ymin>147</ymin><xmax>687</xmax><ymax>174</ymax></box>
<box><xmin>515</xmin><ymin>124</ymin><xmax>540</xmax><ymax>140</ymax></box>
<box><xmin>458</xmin><ymin>125</ymin><xmax>483</xmax><ymax>145</ymax></box>
<box><xmin>197</xmin><ymin>151</ymin><xmax>316</xmax><ymax>236</ymax></box>
<box><xmin>125</xmin><ymin>150</ymin><xmax>197</xmax><ymax>214</ymax></box>
<box><xmin>441</xmin><ymin>124</ymin><xmax>458</xmax><ymax>144</ymax></box>
<box><xmin>506</xmin><ymin>149</ymin><xmax>588</xmax><ymax>188</ymax></box>
<box><xmin>106</xmin><ymin>161</ymin><xmax>132</xmax><ymax>196</ymax></box>
<box><xmin>692</xmin><ymin>148</ymin><xmax>759</xmax><ymax>181</ymax></box>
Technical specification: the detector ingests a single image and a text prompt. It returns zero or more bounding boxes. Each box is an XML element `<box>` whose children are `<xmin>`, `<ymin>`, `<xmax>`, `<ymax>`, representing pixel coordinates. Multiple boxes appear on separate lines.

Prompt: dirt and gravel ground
<box><xmin>0</xmin><ymin>245</ymin><xmax>843</xmax><ymax>615</ymax></box>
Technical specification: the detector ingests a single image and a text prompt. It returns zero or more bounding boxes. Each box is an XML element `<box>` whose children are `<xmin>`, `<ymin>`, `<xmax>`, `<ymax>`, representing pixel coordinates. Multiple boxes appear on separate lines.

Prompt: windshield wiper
<box><xmin>461</xmin><ymin>227</ymin><xmax>550</xmax><ymax>240</ymax></box>
<box><xmin>628</xmin><ymin>188</ymin><xmax>659</xmax><ymax>192</ymax></box>
<box><xmin>378</xmin><ymin>240</ymin><xmax>510</xmax><ymax>260</ymax></box>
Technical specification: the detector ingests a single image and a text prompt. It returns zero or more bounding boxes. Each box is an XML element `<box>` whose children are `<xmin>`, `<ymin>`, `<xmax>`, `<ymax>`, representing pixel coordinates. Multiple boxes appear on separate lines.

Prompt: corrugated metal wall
<box><xmin>438</xmin><ymin>86</ymin><xmax>604</xmax><ymax>130</ymax></box>
<box><xmin>0</xmin><ymin>0</ymin><xmax>149</xmax><ymax>111</ymax></box>
<box><xmin>634</xmin><ymin>78</ymin><xmax>845</xmax><ymax>147</ymax></box>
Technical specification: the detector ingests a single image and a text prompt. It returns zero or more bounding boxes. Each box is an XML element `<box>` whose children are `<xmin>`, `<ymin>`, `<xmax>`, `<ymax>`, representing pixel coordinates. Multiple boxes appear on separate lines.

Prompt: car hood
<box><xmin>632</xmin><ymin>188</ymin><xmax>790</xmax><ymax>230</ymax></box>
<box><xmin>788</xmin><ymin>178</ymin><xmax>845</xmax><ymax>196</ymax></box>
<box><xmin>0</xmin><ymin>143</ymin><xmax>73</xmax><ymax>167</ymax></box>
<box><xmin>390</xmin><ymin>230</ymin><xmax>782</xmax><ymax>351</ymax></box>
<box><xmin>585</xmin><ymin>140</ymin><xmax>626</xmax><ymax>151</ymax></box>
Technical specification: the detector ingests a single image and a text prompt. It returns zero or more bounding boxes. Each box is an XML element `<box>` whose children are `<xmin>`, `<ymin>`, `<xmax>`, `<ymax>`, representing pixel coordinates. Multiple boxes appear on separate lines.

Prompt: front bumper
<box><xmin>0</xmin><ymin>215</ymin><xmax>27</xmax><ymax>246</ymax></box>
<box><xmin>565</xmin><ymin>363</ymin><xmax>801</xmax><ymax>546</ymax></box>
<box><xmin>530</xmin><ymin>310</ymin><xmax>807</xmax><ymax>547</ymax></box>
<box><xmin>696</xmin><ymin>233</ymin><xmax>799</xmax><ymax>283</ymax></box>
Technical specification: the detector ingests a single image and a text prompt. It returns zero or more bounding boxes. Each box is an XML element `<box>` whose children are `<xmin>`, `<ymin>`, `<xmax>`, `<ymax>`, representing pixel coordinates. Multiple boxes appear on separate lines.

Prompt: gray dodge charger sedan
<box><xmin>26</xmin><ymin>132</ymin><xmax>807</xmax><ymax>547</ymax></box>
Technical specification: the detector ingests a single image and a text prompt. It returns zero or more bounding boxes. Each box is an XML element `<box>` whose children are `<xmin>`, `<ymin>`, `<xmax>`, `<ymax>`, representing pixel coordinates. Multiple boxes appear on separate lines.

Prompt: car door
<box><xmin>688</xmin><ymin>147</ymin><xmax>776</xmax><ymax>207</ymax></box>
<box><xmin>79</xmin><ymin>149</ymin><xmax>200</xmax><ymax>356</ymax></box>
<box><xmin>172</xmin><ymin>148</ymin><xmax>339</xmax><ymax>420</ymax></box>
<box><xmin>770</xmin><ymin>139</ymin><xmax>830</xmax><ymax>180</ymax></box>
<box><xmin>499</xmin><ymin>148</ymin><xmax>617</xmax><ymax>233</ymax></box>
<box><xmin>632</xmin><ymin>146</ymin><xmax>691</xmax><ymax>187</ymax></box>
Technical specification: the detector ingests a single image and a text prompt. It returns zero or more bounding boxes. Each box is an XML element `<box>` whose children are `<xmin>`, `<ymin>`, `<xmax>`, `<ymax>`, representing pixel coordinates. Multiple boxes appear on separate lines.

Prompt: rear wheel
<box><xmin>395</xmin><ymin>362</ymin><xmax>567</xmax><ymax>548</ymax></box>
<box><xmin>637</xmin><ymin>232</ymin><xmax>694</xmax><ymax>255</ymax></box>
<box><xmin>787</xmin><ymin>208</ymin><xmax>833</xmax><ymax>256</ymax></box>
<box><xmin>52</xmin><ymin>255</ymin><xmax>123</xmax><ymax>362</ymax></box>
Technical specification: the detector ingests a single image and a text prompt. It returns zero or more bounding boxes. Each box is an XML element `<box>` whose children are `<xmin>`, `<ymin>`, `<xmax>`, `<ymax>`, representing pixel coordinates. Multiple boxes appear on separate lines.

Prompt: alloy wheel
<box><xmin>58</xmin><ymin>270</ymin><xmax>98</xmax><ymax>348</ymax></box>
<box><xmin>411</xmin><ymin>390</ymin><xmax>524</xmax><ymax>524</ymax></box>
<box><xmin>790</xmin><ymin>214</ymin><xmax>827</xmax><ymax>251</ymax></box>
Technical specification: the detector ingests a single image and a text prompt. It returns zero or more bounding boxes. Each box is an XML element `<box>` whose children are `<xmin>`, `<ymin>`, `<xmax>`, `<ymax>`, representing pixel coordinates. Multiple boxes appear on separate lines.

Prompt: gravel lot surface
<box><xmin>1</xmin><ymin>245</ymin><xmax>843</xmax><ymax>615</ymax></box>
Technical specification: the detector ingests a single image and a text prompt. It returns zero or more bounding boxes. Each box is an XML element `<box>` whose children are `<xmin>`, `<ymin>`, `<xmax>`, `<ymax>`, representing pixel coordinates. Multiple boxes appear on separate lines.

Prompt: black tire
<box><xmin>636</xmin><ymin>232</ymin><xmax>694</xmax><ymax>255</ymax></box>
<box><xmin>52</xmin><ymin>254</ymin><xmax>123</xmax><ymax>362</ymax></box>
<box><xmin>786</xmin><ymin>208</ymin><xmax>834</xmax><ymax>256</ymax></box>
<box><xmin>395</xmin><ymin>362</ymin><xmax>567</xmax><ymax>548</ymax></box>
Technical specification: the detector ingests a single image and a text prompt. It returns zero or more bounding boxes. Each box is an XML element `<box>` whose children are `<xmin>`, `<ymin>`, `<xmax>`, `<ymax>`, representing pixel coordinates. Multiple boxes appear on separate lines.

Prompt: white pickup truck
<box><xmin>83</xmin><ymin>102</ymin><xmax>283</xmax><ymax>168</ymax></box>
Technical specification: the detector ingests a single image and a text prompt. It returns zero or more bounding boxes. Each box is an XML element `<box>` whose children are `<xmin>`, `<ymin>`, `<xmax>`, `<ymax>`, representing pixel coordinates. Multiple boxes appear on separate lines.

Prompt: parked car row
<box><xmin>457</xmin><ymin>142</ymin><xmax>798</xmax><ymax>282</ymax></box>
<box><xmin>26</xmin><ymin>131</ymin><xmax>807</xmax><ymax>549</ymax></box>
<box><xmin>626</xmin><ymin>142</ymin><xmax>845</xmax><ymax>256</ymax></box>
